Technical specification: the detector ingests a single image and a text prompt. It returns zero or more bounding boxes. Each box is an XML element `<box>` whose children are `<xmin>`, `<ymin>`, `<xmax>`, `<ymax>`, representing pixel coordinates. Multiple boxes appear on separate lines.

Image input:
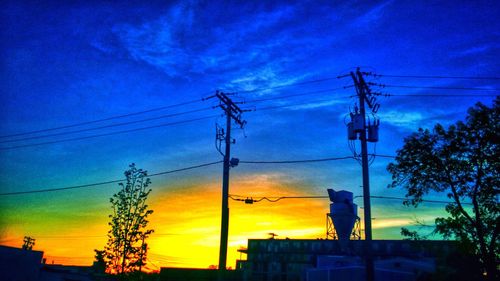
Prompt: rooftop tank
<box><xmin>327</xmin><ymin>189</ymin><xmax>358</xmax><ymax>241</ymax></box>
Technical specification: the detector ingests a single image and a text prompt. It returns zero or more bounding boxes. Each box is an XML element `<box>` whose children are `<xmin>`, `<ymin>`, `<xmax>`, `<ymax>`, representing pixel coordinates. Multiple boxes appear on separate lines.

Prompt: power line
<box><xmin>0</xmin><ymin>107</ymin><xmax>213</xmax><ymax>144</ymax></box>
<box><xmin>1</xmin><ymin>76</ymin><xmax>342</xmax><ymax>139</ymax></box>
<box><xmin>0</xmin><ymin>99</ymin><xmax>204</xmax><ymax>139</ymax></box>
<box><xmin>0</xmin><ymin>115</ymin><xmax>219</xmax><ymax>150</ymax></box>
<box><xmin>0</xmin><ymin>154</ymin><xmax>395</xmax><ymax>195</ymax></box>
<box><xmin>2</xmin><ymin>72</ymin><xmax>498</xmax><ymax>139</ymax></box>
<box><xmin>0</xmin><ymin>161</ymin><xmax>222</xmax><ymax>196</ymax></box>
<box><xmin>242</xmin><ymin>87</ymin><xmax>495</xmax><ymax>113</ymax></box>
<box><xmin>0</xmin><ymin>97</ymin><xmax>350</xmax><ymax>150</ymax></box>
<box><xmin>229</xmin><ymin>193</ymin><xmax>472</xmax><ymax>205</ymax></box>
<box><xmin>229</xmin><ymin>194</ymin><xmax>327</xmax><ymax>203</ymax></box>
<box><xmin>368</xmin><ymin>195</ymin><xmax>472</xmax><ymax>205</ymax></box>
<box><xmin>382</xmin><ymin>93</ymin><xmax>497</xmax><ymax>97</ymax></box>
<box><xmin>0</xmin><ymin>179</ymin><xmax>125</xmax><ymax>195</ymax></box>
<box><xmin>1</xmin><ymin>233</ymin><xmax>179</xmax><ymax>240</ymax></box>
<box><xmin>377</xmin><ymin>84</ymin><xmax>499</xmax><ymax>91</ymax></box>
<box><xmin>372</xmin><ymin>74</ymin><xmax>500</xmax><ymax>80</ymax></box>
<box><xmin>0</xmin><ymin>89</ymin><xmax>350</xmax><ymax>148</ymax></box>
<box><xmin>148</xmin><ymin>161</ymin><xmax>222</xmax><ymax>177</ymax></box>
<box><xmin>239</xmin><ymin>156</ymin><xmax>355</xmax><ymax>164</ymax></box>
<box><xmin>368</xmin><ymin>154</ymin><xmax>396</xmax><ymax>159</ymax></box>
<box><xmin>0</xmin><ymin>94</ymin><xmax>356</xmax><ymax>150</ymax></box>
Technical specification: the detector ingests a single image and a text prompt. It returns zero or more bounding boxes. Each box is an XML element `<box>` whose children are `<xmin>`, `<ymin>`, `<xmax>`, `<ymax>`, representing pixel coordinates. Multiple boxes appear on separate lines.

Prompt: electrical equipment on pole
<box><xmin>205</xmin><ymin>90</ymin><xmax>248</xmax><ymax>275</ymax></box>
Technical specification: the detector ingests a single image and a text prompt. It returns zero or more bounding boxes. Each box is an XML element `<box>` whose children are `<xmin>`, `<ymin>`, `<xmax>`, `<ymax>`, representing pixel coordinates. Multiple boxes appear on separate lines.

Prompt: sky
<box><xmin>0</xmin><ymin>0</ymin><xmax>499</xmax><ymax>270</ymax></box>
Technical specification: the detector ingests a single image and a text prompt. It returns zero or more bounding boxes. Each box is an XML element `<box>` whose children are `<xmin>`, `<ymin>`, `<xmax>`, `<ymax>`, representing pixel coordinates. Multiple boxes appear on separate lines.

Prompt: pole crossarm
<box><xmin>215</xmin><ymin>91</ymin><xmax>247</xmax><ymax>128</ymax></box>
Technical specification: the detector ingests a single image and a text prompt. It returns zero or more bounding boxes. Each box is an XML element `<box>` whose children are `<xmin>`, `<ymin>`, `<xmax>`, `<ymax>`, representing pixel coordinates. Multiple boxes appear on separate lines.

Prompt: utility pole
<box><xmin>340</xmin><ymin>68</ymin><xmax>381</xmax><ymax>281</ymax></box>
<box><xmin>206</xmin><ymin>91</ymin><xmax>247</xmax><ymax>275</ymax></box>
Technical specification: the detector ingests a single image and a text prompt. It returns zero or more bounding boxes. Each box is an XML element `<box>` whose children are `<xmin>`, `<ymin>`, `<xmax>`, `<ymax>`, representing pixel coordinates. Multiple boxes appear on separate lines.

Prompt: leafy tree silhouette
<box><xmin>104</xmin><ymin>163</ymin><xmax>154</xmax><ymax>276</ymax></box>
<box><xmin>22</xmin><ymin>236</ymin><xmax>35</xmax><ymax>250</ymax></box>
<box><xmin>93</xmin><ymin>249</ymin><xmax>106</xmax><ymax>274</ymax></box>
<box><xmin>387</xmin><ymin>97</ymin><xmax>499</xmax><ymax>280</ymax></box>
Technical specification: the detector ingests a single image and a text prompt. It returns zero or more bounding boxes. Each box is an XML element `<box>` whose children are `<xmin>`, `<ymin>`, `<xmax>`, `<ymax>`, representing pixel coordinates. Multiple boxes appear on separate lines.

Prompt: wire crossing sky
<box><xmin>1</xmin><ymin>0</ymin><xmax>499</xmax><ymax>269</ymax></box>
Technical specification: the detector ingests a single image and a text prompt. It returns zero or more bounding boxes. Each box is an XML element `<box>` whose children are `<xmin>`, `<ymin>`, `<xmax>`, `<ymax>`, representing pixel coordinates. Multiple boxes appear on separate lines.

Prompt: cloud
<box><xmin>351</xmin><ymin>0</ymin><xmax>394</xmax><ymax>28</ymax></box>
<box><xmin>105</xmin><ymin>1</ymin><xmax>342</xmax><ymax>94</ymax></box>
<box><xmin>452</xmin><ymin>44</ymin><xmax>492</xmax><ymax>58</ymax></box>
<box><xmin>376</xmin><ymin>110</ymin><xmax>424</xmax><ymax>130</ymax></box>
<box><xmin>223</xmin><ymin>67</ymin><xmax>309</xmax><ymax>95</ymax></box>
<box><xmin>108</xmin><ymin>2</ymin><xmax>299</xmax><ymax>79</ymax></box>
<box><xmin>285</xmin><ymin>100</ymin><xmax>346</xmax><ymax>111</ymax></box>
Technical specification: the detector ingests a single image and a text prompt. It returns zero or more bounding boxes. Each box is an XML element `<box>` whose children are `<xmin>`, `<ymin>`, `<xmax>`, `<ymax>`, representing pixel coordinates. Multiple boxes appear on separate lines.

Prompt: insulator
<box><xmin>347</xmin><ymin>122</ymin><xmax>357</xmax><ymax>140</ymax></box>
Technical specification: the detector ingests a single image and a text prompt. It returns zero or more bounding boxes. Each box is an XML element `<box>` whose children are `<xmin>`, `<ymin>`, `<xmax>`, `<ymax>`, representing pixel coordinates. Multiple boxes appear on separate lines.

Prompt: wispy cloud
<box><xmin>109</xmin><ymin>2</ymin><xmax>299</xmax><ymax>80</ymax></box>
<box><xmin>284</xmin><ymin>100</ymin><xmax>346</xmax><ymax>111</ymax></box>
<box><xmin>377</xmin><ymin>110</ymin><xmax>424</xmax><ymax>130</ymax></box>
<box><xmin>104</xmin><ymin>1</ymin><xmax>343</xmax><ymax>95</ymax></box>
<box><xmin>223</xmin><ymin>67</ymin><xmax>310</xmax><ymax>95</ymax></box>
<box><xmin>452</xmin><ymin>44</ymin><xmax>492</xmax><ymax>57</ymax></box>
<box><xmin>112</xmin><ymin>17</ymin><xmax>188</xmax><ymax>75</ymax></box>
<box><xmin>351</xmin><ymin>0</ymin><xmax>394</xmax><ymax>28</ymax></box>
<box><xmin>378</xmin><ymin>108</ymin><xmax>466</xmax><ymax>131</ymax></box>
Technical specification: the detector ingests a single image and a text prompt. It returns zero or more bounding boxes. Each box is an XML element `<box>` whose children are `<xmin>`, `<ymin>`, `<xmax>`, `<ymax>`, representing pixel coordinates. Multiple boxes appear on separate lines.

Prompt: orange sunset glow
<box><xmin>0</xmin><ymin>169</ymin><xmax>440</xmax><ymax>269</ymax></box>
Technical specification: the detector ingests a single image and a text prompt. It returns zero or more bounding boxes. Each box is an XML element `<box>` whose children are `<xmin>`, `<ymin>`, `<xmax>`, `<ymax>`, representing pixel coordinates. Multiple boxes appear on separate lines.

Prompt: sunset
<box><xmin>0</xmin><ymin>1</ymin><xmax>498</xmax><ymax>281</ymax></box>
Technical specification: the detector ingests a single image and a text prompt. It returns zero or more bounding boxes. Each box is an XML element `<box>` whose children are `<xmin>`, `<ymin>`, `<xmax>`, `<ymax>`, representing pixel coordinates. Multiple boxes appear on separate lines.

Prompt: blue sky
<box><xmin>0</xmin><ymin>0</ymin><xmax>499</xmax><ymax>268</ymax></box>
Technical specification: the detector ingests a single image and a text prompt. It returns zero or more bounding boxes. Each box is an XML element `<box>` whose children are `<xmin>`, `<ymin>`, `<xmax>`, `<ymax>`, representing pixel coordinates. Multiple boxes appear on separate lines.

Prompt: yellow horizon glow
<box><xmin>0</xmin><ymin>172</ymin><xmax>438</xmax><ymax>269</ymax></box>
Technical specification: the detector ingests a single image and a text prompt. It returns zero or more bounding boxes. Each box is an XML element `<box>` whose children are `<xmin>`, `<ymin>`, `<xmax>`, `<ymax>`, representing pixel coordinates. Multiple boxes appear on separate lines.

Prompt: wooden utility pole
<box><xmin>351</xmin><ymin>69</ymin><xmax>374</xmax><ymax>281</ymax></box>
<box><xmin>206</xmin><ymin>91</ymin><xmax>247</xmax><ymax>276</ymax></box>
<box><xmin>340</xmin><ymin>67</ymin><xmax>381</xmax><ymax>281</ymax></box>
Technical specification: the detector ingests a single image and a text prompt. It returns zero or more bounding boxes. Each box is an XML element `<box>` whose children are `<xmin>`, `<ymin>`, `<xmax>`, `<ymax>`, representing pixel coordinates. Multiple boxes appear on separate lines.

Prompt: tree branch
<box><xmin>441</xmin><ymin>161</ymin><xmax>475</xmax><ymax>225</ymax></box>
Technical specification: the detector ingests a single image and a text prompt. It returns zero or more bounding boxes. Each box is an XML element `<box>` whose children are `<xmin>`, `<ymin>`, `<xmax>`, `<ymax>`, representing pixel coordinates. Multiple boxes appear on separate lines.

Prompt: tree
<box><xmin>22</xmin><ymin>236</ymin><xmax>35</xmax><ymax>250</ymax></box>
<box><xmin>387</xmin><ymin>98</ymin><xmax>499</xmax><ymax>280</ymax></box>
<box><xmin>104</xmin><ymin>163</ymin><xmax>154</xmax><ymax>275</ymax></box>
<box><xmin>93</xmin><ymin>249</ymin><xmax>106</xmax><ymax>274</ymax></box>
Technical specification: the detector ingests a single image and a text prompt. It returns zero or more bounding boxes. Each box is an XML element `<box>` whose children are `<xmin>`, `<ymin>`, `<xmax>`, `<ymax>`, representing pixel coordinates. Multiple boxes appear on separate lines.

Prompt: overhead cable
<box><xmin>0</xmin><ymin>155</ymin><xmax>396</xmax><ymax>195</ymax></box>
<box><xmin>382</xmin><ymin>93</ymin><xmax>497</xmax><ymax>97</ymax></box>
<box><xmin>0</xmin><ymin>107</ymin><xmax>213</xmax><ymax>144</ymax></box>
<box><xmin>372</xmin><ymin>74</ymin><xmax>500</xmax><ymax>80</ymax></box>
<box><xmin>0</xmin><ymin>161</ymin><xmax>222</xmax><ymax>196</ymax></box>
<box><xmin>229</xmin><ymin>194</ymin><xmax>472</xmax><ymax>205</ymax></box>
<box><xmin>240</xmin><ymin>156</ymin><xmax>356</xmax><ymax>164</ymax></box>
<box><xmin>378</xmin><ymin>84</ymin><xmax>499</xmax><ymax>91</ymax></box>
<box><xmin>0</xmin><ymin>99</ymin><xmax>204</xmax><ymax>139</ymax></box>
<box><xmin>0</xmin><ymin>115</ymin><xmax>219</xmax><ymax>150</ymax></box>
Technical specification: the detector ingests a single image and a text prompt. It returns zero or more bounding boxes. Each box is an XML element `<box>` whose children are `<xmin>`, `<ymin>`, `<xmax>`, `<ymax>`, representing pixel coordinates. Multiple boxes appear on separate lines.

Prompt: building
<box><xmin>39</xmin><ymin>264</ymin><xmax>96</xmax><ymax>281</ymax></box>
<box><xmin>0</xmin><ymin>245</ymin><xmax>44</xmax><ymax>281</ymax></box>
<box><xmin>159</xmin><ymin>267</ymin><xmax>242</xmax><ymax>281</ymax></box>
<box><xmin>238</xmin><ymin>238</ymin><xmax>456</xmax><ymax>281</ymax></box>
<box><xmin>0</xmin><ymin>245</ymin><xmax>106</xmax><ymax>281</ymax></box>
